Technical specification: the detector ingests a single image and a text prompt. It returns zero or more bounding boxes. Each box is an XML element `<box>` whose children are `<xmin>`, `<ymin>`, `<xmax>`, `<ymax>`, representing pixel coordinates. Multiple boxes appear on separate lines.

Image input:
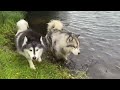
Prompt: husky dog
<box><xmin>15</xmin><ymin>19</ymin><xmax>45</xmax><ymax>70</ymax></box>
<box><xmin>46</xmin><ymin>20</ymin><xmax>80</xmax><ymax>63</ymax></box>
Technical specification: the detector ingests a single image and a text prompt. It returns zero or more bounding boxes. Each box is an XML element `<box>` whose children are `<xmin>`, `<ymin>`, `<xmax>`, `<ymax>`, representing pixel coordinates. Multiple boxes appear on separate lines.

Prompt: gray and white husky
<box><xmin>46</xmin><ymin>20</ymin><xmax>81</xmax><ymax>63</ymax></box>
<box><xmin>15</xmin><ymin>19</ymin><xmax>45</xmax><ymax>70</ymax></box>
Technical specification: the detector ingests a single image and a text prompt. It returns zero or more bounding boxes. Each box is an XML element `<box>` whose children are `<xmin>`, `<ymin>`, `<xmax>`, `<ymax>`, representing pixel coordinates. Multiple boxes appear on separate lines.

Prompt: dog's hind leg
<box><xmin>27</xmin><ymin>60</ymin><xmax>36</xmax><ymax>70</ymax></box>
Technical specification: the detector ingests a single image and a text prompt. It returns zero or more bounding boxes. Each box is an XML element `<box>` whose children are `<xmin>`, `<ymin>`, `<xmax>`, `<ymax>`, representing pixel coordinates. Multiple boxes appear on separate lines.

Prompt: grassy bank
<box><xmin>0</xmin><ymin>11</ymin><xmax>88</xmax><ymax>79</ymax></box>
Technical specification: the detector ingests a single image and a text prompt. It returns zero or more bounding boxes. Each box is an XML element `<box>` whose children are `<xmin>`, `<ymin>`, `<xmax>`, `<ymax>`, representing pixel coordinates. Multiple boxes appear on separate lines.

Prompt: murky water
<box><xmin>26</xmin><ymin>11</ymin><xmax>120</xmax><ymax>79</ymax></box>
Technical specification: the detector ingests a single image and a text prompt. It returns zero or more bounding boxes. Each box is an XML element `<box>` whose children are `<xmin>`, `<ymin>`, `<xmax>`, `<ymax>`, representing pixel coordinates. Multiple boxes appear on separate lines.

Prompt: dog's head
<box><xmin>66</xmin><ymin>33</ymin><xmax>80</xmax><ymax>55</ymax></box>
<box><xmin>22</xmin><ymin>36</ymin><xmax>44</xmax><ymax>60</ymax></box>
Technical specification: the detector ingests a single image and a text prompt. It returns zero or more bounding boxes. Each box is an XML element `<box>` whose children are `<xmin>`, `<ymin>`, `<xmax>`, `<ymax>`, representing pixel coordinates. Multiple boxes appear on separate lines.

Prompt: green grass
<box><xmin>0</xmin><ymin>11</ymin><xmax>88</xmax><ymax>79</ymax></box>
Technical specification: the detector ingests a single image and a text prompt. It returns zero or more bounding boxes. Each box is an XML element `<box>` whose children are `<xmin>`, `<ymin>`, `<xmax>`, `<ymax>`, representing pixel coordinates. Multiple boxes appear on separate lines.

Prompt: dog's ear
<box><xmin>40</xmin><ymin>36</ymin><xmax>45</xmax><ymax>46</ymax></box>
<box><xmin>22</xmin><ymin>36</ymin><xmax>28</xmax><ymax>46</ymax></box>
<box><xmin>76</xmin><ymin>34</ymin><xmax>80</xmax><ymax>38</ymax></box>
<box><xmin>67</xmin><ymin>36</ymin><xmax>73</xmax><ymax>42</ymax></box>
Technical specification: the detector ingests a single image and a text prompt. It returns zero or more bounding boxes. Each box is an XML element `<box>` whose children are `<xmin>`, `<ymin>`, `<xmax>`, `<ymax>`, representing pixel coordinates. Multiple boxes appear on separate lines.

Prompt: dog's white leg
<box><xmin>64</xmin><ymin>56</ymin><xmax>68</xmax><ymax>61</ymax></box>
<box><xmin>28</xmin><ymin>60</ymin><xmax>36</xmax><ymax>70</ymax></box>
<box><xmin>63</xmin><ymin>54</ymin><xmax>68</xmax><ymax>61</ymax></box>
<box><xmin>38</xmin><ymin>49</ymin><xmax>43</xmax><ymax>63</ymax></box>
<box><xmin>38</xmin><ymin>57</ymin><xmax>42</xmax><ymax>63</ymax></box>
<box><xmin>23</xmin><ymin>53</ymin><xmax>36</xmax><ymax>70</ymax></box>
<box><xmin>63</xmin><ymin>55</ymin><xmax>70</xmax><ymax>64</ymax></box>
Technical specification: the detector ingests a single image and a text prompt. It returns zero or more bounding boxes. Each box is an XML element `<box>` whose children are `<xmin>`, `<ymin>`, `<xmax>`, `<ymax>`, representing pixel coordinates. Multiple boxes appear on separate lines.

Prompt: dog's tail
<box><xmin>16</xmin><ymin>19</ymin><xmax>29</xmax><ymax>32</ymax></box>
<box><xmin>47</xmin><ymin>20</ymin><xmax>63</xmax><ymax>32</ymax></box>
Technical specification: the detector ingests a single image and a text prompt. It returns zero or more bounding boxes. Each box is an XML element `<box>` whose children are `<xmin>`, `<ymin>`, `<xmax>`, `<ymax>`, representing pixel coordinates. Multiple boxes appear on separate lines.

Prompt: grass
<box><xmin>0</xmin><ymin>11</ymin><xmax>88</xmax><ymax>79</ymax></box>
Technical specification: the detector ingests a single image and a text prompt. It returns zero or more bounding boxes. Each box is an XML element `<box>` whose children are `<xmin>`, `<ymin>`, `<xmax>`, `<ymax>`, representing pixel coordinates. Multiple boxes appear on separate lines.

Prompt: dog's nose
<box><xmin>78</xmin><ymin>51</ymin><xmax>80</xmax><ymax>55</ymax></box>
<box><xmin>32</xmin><ymin>57</ymin><xmax>36</xmax><ymax>60</ymax></box>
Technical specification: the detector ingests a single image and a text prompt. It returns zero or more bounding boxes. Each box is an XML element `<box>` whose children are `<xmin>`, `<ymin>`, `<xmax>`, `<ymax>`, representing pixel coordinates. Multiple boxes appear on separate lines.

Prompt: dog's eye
<box><xmin>29</xmin><ymin>49</ymin><xmax>32</xmax><ymax>51</ymax></box>
<box><xmin>36</xmin><ymin>49</ymin><xmax>38</xmax><ymax>51</ymax></box>
<box><xmin>74</xmin><ymin>46</ymin><xmax>77</xmax><ymax>48</ymax></box>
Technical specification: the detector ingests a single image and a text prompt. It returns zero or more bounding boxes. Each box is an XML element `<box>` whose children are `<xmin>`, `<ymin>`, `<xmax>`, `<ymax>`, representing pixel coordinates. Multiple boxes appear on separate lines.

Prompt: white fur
<box><xmin>37</xmin><ymin>48</ymin><xmax>43</xmax><ymax>62</ymax></box>
<box><xmin>23</xmin><ymin>47</ymin><xmax>43</xmax><ymax>70</ymax></box>
<box><xmin>24</xmin><ymin>47</ymin><xmax>43</xmax><ymax>61</ymax></box>
<box><xmin>40</xmin><ymin>36</ymin><xmax>45</xmax><ymax>47</ymax></box>
<box><xmin>22</xmin><ymin>36</ymin><xmax>28</xmax><ymax>47</ymax></box>
<box><xmin>16</xmin><ymin>32</ymin><xmax>23</xmax><ymax>51</ymax></box>
<box><xmin>47</xmin><ymin>20</ymin><xmax>63</xmax><ymax>31</ymax></box>
<box><xmin>16</xmin><ymin>19</ymin><xmax>29</xmax><ymax>36</ymax></box>
<box><xmin>71</xmin><ymin>48</ymin><xmax>80</xmax><ymax>55</ymax></box>
<box><xmin>28</xmin><ymin>59</ymin><xmax>36</xmax><ymax>70</ymax></box>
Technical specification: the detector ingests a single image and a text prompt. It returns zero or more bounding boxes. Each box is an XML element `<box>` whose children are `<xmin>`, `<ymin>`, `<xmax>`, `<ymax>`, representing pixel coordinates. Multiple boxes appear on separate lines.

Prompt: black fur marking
<box><xmin>66</xmin><ymin>33</ymin><xmax>73</xmax><ymax>43</ymax></box>
<box><xmin>74</xmin><ymin>36</ymin><xmax>80</xmax><ymax>47</ymax></box>
<box><xmin>66</xmin><ymin>45</ymin><xmax>76</xmax><ymax>48</ymax></box>
<box><xmin>54</xmin><ymin>41</ymin><xmax>56</xmax><ymax>46</ymax></box>
<box><xmin>33</xmin><ymin>47</ymin><xmax>35</xmax><ymax>55</ymax></box>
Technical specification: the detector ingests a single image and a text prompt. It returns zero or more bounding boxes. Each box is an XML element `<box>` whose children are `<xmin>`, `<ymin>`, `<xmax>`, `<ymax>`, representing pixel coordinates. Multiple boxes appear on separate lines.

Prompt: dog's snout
<box><xmin>32</xmin><ymin>57</ymin><xmax>36</xmax><ymax>60</ymax></box>
<box><xmin>78</xmin><ymin>50</ymin><xmax>80</xmax><ymax>55</ymax></box>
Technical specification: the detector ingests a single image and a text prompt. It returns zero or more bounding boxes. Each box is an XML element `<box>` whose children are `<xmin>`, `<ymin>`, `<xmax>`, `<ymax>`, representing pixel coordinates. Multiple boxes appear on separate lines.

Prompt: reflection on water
<box><xmin>26</xmin><ymin>11</ymin><xmax>120</xmax><ymax>79</ymax></box>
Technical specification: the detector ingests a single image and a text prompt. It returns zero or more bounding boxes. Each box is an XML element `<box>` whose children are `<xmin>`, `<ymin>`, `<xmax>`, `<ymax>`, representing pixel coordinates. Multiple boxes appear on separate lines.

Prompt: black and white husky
<box><xmin>46</xmin><ymin>20</ymin><xmax>81</xmax><ymax>63</ymax></box>
<box><xmin>15</xmin><ymin>19</ymin><xmax>45</xmax><ymax>70</ymax></box>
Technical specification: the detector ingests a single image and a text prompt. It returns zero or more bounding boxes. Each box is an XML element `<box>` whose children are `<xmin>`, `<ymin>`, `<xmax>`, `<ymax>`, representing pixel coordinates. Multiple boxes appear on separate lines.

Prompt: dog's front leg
<box><xmin>38</xmin><ymin>57</ymin><xmax>42</xmax><ymax>63</ymax></box>
<box><xmin>64</xmin><ymin>55</ymin><xmax>70</xmax><ymax>64</ymax></box>
<box><xmin>38</xmin><ymin>49</ymin><xmax>43</xmax><ymax>63</ymax></box>
<box><xmin>28</xmin><ymin>60</ymin><xmax>36</xmax><ymax>70</ymax></box>
<box><xmin>64</xmin><ymin>56</ymin><xmax>68</xmax><ymax>62</ymax></box>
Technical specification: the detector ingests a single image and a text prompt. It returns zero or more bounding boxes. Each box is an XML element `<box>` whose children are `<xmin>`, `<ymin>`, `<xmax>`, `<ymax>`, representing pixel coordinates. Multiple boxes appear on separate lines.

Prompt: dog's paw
<box><xmin>38</xmin><ymin>58</ymin><xmax>42</xmax><ymax>63</ymax></box>
<box><xmin>64</xmin><ymin>60</ymin><xmax>76</xmax><ymax>70</ymax></box>
<box><xmin>30</xmin><ymin>65</ymin><xmax>36</xmax><ymax>70</ymax></box>
<box><xmin>64</xmin><ymin>60</ymin><xmax>70</xmax><ymax>65</ymax></box>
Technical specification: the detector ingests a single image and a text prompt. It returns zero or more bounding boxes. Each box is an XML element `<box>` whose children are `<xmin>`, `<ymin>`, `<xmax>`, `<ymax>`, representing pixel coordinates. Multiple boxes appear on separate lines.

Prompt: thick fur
<box><xmin>46</xmin><ymin>20</ymin><xmax>80</xmax><ymax>63</ymax></box>
<box><xmin>16</xmin><ymin>19</ymin><xmax>29</xmax><ymax>36</ymax></box>
<box><xmin>47</xmin><ymin>20</ymin><xmax>63</xmax><ymax>32</ymax></box>
<box><xmin>15</xmin><ymin>19</ymin><xmax>45</xmax><ymax>70</ymax></box>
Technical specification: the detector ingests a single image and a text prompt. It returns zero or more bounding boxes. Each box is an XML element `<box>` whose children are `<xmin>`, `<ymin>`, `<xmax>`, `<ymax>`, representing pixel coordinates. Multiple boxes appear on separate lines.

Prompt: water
<box><xmin>26</xmin><ymin>11</ymin><xmax>120</xmax><ymax>79</ymax></box>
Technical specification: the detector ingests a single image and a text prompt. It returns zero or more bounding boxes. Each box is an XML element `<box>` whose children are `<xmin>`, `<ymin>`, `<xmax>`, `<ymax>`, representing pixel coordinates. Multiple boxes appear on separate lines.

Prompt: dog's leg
<box><xmin>38</xmin><ymin>57</ymin><xmax>42</xmax><ymax>63</ymax></box>
<box><xmin>24</xmin><ymin>54</ymin><xmax>36</xmax><ymax>70</ymax></box>
<box><xmin>38</xmin><ymin>49</ymin><xmax>43</xmax><ymax>63</ymax></box>
<box><xmin>63</xmin><ymin>55</ymin><xmax>70</xmax><ymax>64</ymax></box>
<box><xmin>63</xmin><ymin>54</ymin><xmax>68</xmax><ymax>60</ymax></box>
<box><xmin>28</xmin><ymin>60</ymin><xmax>36</xmax><ymax>70</ymax></box>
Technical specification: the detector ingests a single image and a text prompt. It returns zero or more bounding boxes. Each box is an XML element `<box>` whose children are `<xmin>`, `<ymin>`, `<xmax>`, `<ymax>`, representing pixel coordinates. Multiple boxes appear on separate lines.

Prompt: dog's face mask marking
<box><xmin>24</xmin><ymin>47</ymin><xmax>43</xmax><ymax>60</ymax></box>
<box><xmin>22</xmin><ymin>36</ymin><xmax>43</xmax><ymax>60</ymax></box>
<box><xmin>66</xmin><ymin>34</ymin><xmax>80</xmax><ymax>55</ymax></box>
